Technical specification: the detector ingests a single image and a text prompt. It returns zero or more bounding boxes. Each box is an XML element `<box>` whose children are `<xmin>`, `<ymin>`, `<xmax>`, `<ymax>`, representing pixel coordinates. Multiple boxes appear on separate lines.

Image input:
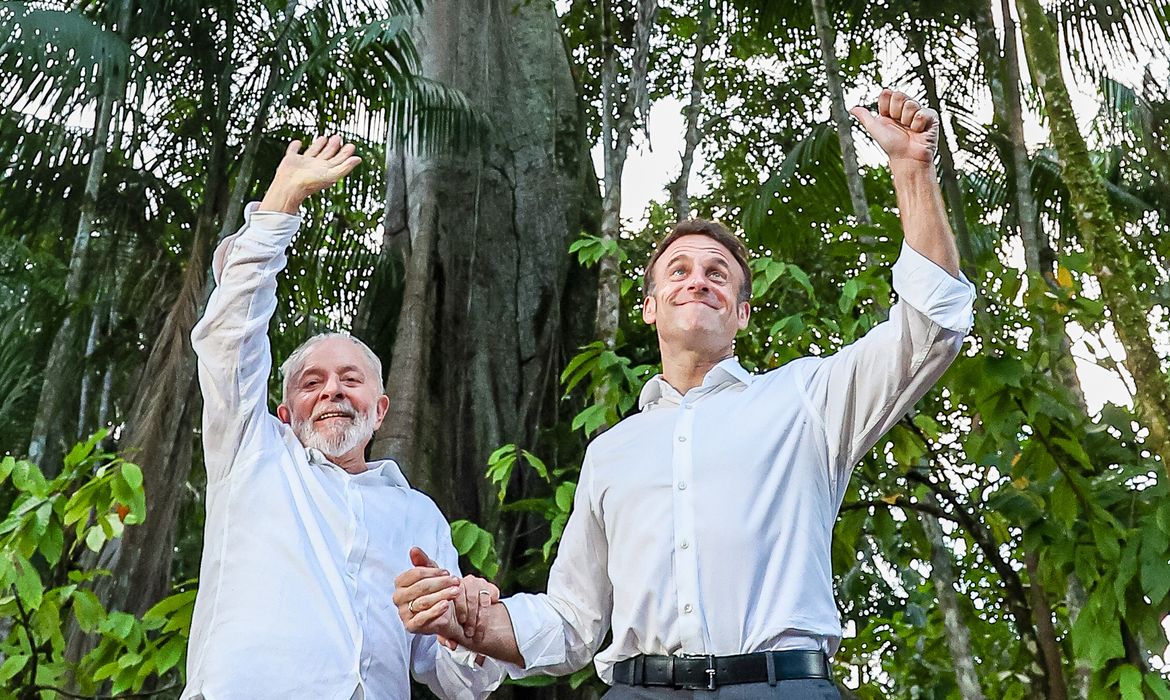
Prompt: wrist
<box><xmin>889</xmin><ymin>158</ymin><xmax>937</xmax><ymax>182</ymax></box>
<box><xmin>258</xmin><ymin>180</ymin><xmax>308</xmax><ymax>214</ymax></box>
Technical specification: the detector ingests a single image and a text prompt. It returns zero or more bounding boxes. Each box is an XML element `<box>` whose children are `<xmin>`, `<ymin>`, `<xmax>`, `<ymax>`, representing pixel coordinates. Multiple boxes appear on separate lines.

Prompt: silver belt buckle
<box><xmin>705</xmin><ymin>654</ymin><xmax>716</xmax><ymax>690</ymax></box>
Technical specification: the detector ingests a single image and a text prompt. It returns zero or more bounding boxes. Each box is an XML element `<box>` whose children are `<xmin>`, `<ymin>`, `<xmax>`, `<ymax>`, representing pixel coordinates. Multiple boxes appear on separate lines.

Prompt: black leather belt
<box><xmin>613</xmin><ymin>650</ymin><xmax>832</xmax><ymax>690</ymax></box>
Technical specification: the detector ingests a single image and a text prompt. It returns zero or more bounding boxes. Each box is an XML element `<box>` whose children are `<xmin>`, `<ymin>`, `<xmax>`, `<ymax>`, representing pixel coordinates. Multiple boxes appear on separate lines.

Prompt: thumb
<box><xmin>410</xmin><ymin>546</ymin><xmax>439</xmax><ymax>568</ymax></box>
<box><xmin>849</xmin><ymin>105</ymin><xmax>877</xmax><ymax>131</ymax></box>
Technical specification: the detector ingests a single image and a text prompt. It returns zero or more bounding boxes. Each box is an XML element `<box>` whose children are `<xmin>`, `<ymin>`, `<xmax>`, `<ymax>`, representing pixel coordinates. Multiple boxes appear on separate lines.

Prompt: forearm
<box><xmin>891</xmin><ymin>161</ymin><xmax>961</xmax><ymax>278</ymax></box>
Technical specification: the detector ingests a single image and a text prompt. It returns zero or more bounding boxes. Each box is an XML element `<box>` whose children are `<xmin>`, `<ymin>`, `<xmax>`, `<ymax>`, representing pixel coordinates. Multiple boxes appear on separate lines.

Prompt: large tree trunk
<box><xmin>28</xmin><ymin>0</ymin><xmax>134</xmax><ymax>471</ymax></box>
<box><xmin>810</xmin><ymin>0</ymin><xmax>870</xmax><ymax>225</ymax></box>
<box><xmin>368</xmin><ymin>0</ymin><xmax>599</xmax><ymax>534</ymax></box>
<box><xmin>1016</xmin><ymin>0</ymin><xmax>1170</xmax><ymax>472</ymax></box>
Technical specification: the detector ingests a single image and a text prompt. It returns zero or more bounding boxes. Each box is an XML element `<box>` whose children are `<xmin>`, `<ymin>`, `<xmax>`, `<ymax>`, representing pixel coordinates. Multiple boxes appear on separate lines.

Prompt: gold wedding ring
<box><xmin>408</xmin><ymin>599</ymin><xmax>417</xmax><ymax>614</ymax></box>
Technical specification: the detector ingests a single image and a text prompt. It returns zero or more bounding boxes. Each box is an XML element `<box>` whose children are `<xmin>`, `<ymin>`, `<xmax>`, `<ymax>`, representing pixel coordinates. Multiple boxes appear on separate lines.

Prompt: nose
<box><xmin>319</xmin><ymin>374</ymin><xmax>344</xmax><ymax>399</ymax></box>
<box><xmin>685</xmin><ymin>270</ymin><xmax>710</xmax><ymax>292</ymax></box>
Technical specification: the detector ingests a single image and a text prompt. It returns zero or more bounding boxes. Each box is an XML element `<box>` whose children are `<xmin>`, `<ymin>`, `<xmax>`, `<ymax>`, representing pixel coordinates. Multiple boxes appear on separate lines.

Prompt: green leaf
<box><xmin>71</xmin><ymin>589</ymin><xmax>105</xmax><ymax>632</ymax></box>
<box><xmin>153</xmin><ymin>637</ymin><xmax>185</xmax><ymax>675</ymax></box>
<box><xmin>86</xmin><ymin>523</ymin><xmax>106</xmax><ymax>551</ymax></box>
<box><xmin>1144</xmin><ymin>673</ymin><xmax>1170</xmax><ymax>700</ymax></box>
<box><xmin>1049</xmin><ymin>479</ymin><xmax>1077</xmax><ymax>529</ymax></box>
<box><xmin>120</xmin><ymin>461</ymin><xmax>143</xmax><ymax>491</ymax></box>
<box><xmin>554</xmin><ymin>482</ymin><xmax>577</xmax><ymax>513</ymax></box>
<box><xmin>0</xmin><ymin>653</ymin><xmax>29</xmax><ymax>683</ymax></box>
<box><xmin>12</xmin><ymin>557</ymin><xmax>43</xmax><ymax>609</ymax></box>
<box><xmin>1119</xmin><ymin>665</ymin><xmax>1143</xmax><ymax>700</ymax></box>
<box><xmin>450</xmin><ymin>520</ymin><xmax>479</xmax><ymax>555</ymax></box>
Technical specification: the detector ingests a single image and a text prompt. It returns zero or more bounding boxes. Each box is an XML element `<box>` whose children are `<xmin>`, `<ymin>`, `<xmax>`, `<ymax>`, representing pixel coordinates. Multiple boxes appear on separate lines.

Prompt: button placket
<box><xmin>672</xmin><ymin>403</ymin><xmax>703</xmax><ymax>650</ymax></box>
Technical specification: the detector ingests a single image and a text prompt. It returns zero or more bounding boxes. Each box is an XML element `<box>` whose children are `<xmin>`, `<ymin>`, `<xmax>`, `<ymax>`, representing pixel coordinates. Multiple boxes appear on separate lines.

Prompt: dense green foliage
<box><xmin>0</xmin><ymin>433</ymin><xmax>193</xmax><ymax>698</ymax></box>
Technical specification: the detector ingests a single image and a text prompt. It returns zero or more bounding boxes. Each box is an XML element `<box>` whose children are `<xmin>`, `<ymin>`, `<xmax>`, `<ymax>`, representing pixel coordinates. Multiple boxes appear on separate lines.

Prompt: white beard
<box><xmin>291</xmin><ymin>400</ymin><xmax>378</xmax><ymax>460</ymax></box>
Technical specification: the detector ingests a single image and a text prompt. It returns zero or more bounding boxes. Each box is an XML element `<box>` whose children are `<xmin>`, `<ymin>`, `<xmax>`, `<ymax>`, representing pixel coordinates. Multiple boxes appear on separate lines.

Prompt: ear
<box><xmin>371</xmin><ymin>394</ymin><xmax>390</xmax><ymax>431</ymax></box>
<box><xmin>276</xmin><ymin>403</ymin><xmax>292</xmax><ymax>424</ymax></box>
<box><xmin>736</xmin><ymin>301</ymin><xmax>751</xmax><ymax>330</ymax></box>
<box><xmin>642</xmin><ymin>296</ymin><xmax>657</xmax><ymax>325</ymax></box>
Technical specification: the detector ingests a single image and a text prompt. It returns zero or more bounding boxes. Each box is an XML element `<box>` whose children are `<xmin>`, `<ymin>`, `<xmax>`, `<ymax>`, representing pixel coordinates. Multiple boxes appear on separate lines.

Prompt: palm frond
<box><xmin>0</xmin><ymin>1</ymin><xmax>130</xmax><ymax>116</ymax></box>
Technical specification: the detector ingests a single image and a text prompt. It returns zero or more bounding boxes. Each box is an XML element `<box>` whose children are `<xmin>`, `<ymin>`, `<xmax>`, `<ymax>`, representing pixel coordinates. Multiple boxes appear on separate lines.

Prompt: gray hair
<box><xmin>279</xmin><ymin>333</ymin><xmax>384</xmax><ymax>406</ymax></box>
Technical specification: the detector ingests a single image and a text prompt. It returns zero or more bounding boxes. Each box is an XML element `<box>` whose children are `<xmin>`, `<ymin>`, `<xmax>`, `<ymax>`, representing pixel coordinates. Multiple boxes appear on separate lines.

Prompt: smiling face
<box><xmin>276</xmin><ymin>336</ymin><xmax>389</xmax><ymax>460</ymax></box>
<box><xmin>642</xmin><ymin>234</ymin><xmax>751</xmax><ymax>353</ymax></box>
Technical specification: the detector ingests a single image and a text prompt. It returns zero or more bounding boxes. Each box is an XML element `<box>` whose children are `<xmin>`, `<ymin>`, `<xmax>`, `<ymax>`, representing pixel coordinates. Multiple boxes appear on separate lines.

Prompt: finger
<box><xmin>437</xmin><ymin>636</ymin><xmax>459</xmax><ymax>650</ymax></box>
<box><xmin>899</xmin><ymin>99</ymin><xmax>920</xmax><ymax>127</ymax></box>
<box><xmin>888</xmin><ymin>91</ymin><xmax>907</xmax><ymax>123</ymax></box>
<box><xmin>411</xmin><ymin>583</ymin><xmax>461</xmax><ymax>614</ymax></box>
<box><xmin>407</xmin><ymin>599</ymin><xmax>450</xmax><ymax>631</ymax></box>
<box><xmin>401</xmin><ymin>575</ymin><xmax>460</xmax><ymax>604</ymax></box>
<box><xmin>331</xmin><ymin>156</ymin><xmax>362</xmax><ymax>180</ymax></box>
<box><xmin>849</xmin><ymin>105</ymin><xmax>877</xmax><ymax>133</ymax></box>
<box><xmin>410</xmin><ymin>546</ymin><xmax>441</xmax><ymax>569</ymax></box>
<box><xmin>877</xmin><ymin>88</ymin><xmax>893</xmax><ymax>118</ymax></box>
<box><xmin>319</xmin><ymin>134</ymin><xmax>342</xmax><ymax>161</ymax></box>
<box><xmin>454</xmin><ymin>582</ymin><xmax>470</xmax><ymax>626</ymax></box>
<box><xmin>912</xmin><ymin>107</ymin><xmax>938</xmax><ymax>133</ymax></box>
<box><xmin>393</xmin><ymin>571</ymin><xmax>454</xmax><ymax>607</ymax></box>
<box><xmin>327</xmin><ymin>142</ymin><xmax>356</xmax><ymax>166</ymax></box>
<box><xmin>285</xmin><ymin>140</ymin><xmax>303</xmax><ymax>156</ymax></box>
<box><xmin>464</xmin><ymin>587</ymin><xmax>480</xmax><ymax>639</ymax></box>
<box><xmin>393</xmin><ymin>566</ymin><xmax>449</xmax><ymax>594</ymax></box>
<box><xmin>303</xmin><ymin>135</ymin><xmax>328</xmax><ymax>157</ymax></box>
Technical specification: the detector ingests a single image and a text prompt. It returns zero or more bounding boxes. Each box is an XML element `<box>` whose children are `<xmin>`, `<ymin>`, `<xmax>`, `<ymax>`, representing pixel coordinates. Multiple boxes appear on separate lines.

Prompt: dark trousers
<box><xmin>602</xmin><ymin>680</ymin><xmax>842</xmax><ymax>699</ymax></box>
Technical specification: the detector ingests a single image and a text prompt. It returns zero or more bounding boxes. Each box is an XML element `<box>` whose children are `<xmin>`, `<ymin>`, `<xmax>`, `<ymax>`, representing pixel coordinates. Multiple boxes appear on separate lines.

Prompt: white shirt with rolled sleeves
<box><xmin>183</xmin><ymin>204</ymin><xmax>505</xmax><ymax>700</ymax></box>
<box><xmin>500</xmin><ymin>242</ymin><xmax>976</xmax><ymax>684</ymax></box>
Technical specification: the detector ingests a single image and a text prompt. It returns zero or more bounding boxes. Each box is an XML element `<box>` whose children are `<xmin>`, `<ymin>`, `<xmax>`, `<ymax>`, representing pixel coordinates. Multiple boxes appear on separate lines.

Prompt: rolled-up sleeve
<box><xmin>499</xmin><ymin>455</ymin><xmax>613</xmax><ymax>679</ymax></box>
<box><xmin>190</xmin><ymin>203</ymin><xmax>301</xmax><ymax>483</ymax></box>
<box><xmin>797</xmin><ymin>241</ymin><xmax>976</xmax><ymax>497</ymax></box>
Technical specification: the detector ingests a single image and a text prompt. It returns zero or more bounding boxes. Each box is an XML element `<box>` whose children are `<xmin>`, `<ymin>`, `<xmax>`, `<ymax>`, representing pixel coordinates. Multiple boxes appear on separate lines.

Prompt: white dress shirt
<box><xmin>501</xmin><ymin>242</ymin><xmax>976</xmax><ymax>684</ymax></box>
<box><xmin>183</xmin><ymin>204</ymin><xmax>504</xmax><ymax>700</ymax></box>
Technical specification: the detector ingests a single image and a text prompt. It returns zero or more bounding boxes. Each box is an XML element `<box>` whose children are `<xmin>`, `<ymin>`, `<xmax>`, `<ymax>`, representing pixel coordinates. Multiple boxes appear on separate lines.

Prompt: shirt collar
<box><xmin>305</xmin><ymin>447</ymin><xmax>410</xmax><ymax>487</ymax></box>
<box><xmin>638</xmin><ymin>356</ymin><xmax>753</xmax><ymax>410</ymax></box>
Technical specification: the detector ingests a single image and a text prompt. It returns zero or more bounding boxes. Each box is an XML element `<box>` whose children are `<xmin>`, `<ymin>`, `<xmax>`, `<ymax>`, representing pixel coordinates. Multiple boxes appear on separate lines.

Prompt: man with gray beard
<box><xmin>183</xmin><ymin>135</ymin><xmax>505</xmax><ymax>700</ymax></box>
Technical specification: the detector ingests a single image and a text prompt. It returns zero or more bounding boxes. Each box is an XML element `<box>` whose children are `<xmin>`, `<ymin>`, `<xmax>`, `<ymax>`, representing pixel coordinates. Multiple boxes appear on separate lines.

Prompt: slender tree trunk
<box><xmin>810</xmin><ymin>0</ymin><xmax>870</xmax><ymax>225</ymax></box>
<box><xmin>1016</xmin><ymin>0</ymin><xmax>1170</xmax><ymax>473</ymax></box>
<box><xmin>920</xmin><ymin>495</ymin><xmax>985</xmax><ymax>700</ymax></box>
<box><xmin>594</xmin><ymin>0</ymin><xmax>658</xmax><ymax>368</ymax></box>
<box><xmin>906</xmin><ymin>22</ymin><xmax>974</xmax><ymax>264</ymax></box>
<box><xmin>367</xmin><ymin>0</ymin><xmax>599</xmax><ymax>536</ymax></box>
<box><xmin>29</xmin><ymin>0</ymin><xmax>134</xmax><ymax>471</ymax></box>
<box><xmin>85</xmin><ymin>0</ymin><xmax>293</xmax><ymax>623</ymax></box>
<box><xmin>974</xmin><ymin>0</ymin><xmax>1088</xmax><ymax>408</ymax></box>
<box><xmin>1024</xmin><ymin>551</ymin><xmax>1069</xmax><ymax>700</ymax></box>
<box><xmin>667</xmin><ymin>3</ymin><xmax>710</xmax><ymax>221</ymax></box>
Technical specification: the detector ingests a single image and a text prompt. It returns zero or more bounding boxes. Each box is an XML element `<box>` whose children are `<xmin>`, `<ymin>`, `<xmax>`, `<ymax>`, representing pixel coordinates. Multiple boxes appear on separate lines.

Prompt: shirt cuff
<box><xmin>499</xmin><ymin>594</ymin><xmax>569</xmax><ymax>677</ymax></box>
<box><xmin>211</xmin><ymin>202</ymin><xmax>302</xmax><ymax>282</ymax></box>
<box><xmin>891</xmin><ymin>240</ymin><xmax>976</xmax><ymax>333</ymax></box>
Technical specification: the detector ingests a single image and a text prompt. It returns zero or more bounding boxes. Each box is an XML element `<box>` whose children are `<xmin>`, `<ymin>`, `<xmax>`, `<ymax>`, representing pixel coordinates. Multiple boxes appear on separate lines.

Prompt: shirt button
<box><xmin>678</xmin><ymin>481</ymin><xmax>687</xmax><ymax>490</ymax></box>
<box><xmin>680</xmin><ymin>541</ymin><xmax>689</xmax><ymax>549</ymax></box>
<box><xmin>678</xmin><ymin>435</ymin><xmax>687</xmax><ymax>442</ymax></box>
<box><xmin>684</xmin><ymin>604</ymin><xmax>693</xmax><ymax>613</ymax></box>
<box><xmin>684</xmin><ymin>404</ymin><xmax>693</xmax><ymax>410</ymax></box>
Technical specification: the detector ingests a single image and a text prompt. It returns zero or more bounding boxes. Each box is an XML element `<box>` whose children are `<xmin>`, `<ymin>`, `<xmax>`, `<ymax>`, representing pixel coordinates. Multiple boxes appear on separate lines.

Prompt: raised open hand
<box><xmin>258</xmin><ymin>134</ymin><xmax>362</xmax><ymax>213</ymax></box>
<box><xmin>849</xmin><ymin>89</ymin><xmax>939</xmax><ymax>168</ymax></box>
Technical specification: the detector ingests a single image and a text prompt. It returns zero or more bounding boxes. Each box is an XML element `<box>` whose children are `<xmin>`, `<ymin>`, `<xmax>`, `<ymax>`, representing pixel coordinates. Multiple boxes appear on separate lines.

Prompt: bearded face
<box><xmin>277</xmin><ymin>336</ymin><xmax>388</xmax><ymax>464</ymax></box>
<box><xmin>290</xmin><ymin>398</ymin><xmax>380</xmax><ymax>457</ymax></box>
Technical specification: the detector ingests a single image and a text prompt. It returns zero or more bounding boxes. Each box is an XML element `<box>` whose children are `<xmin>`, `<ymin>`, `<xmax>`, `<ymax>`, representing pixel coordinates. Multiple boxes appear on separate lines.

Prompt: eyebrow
<box><xmin>297</xmin><ymin>365</ymin><xmax>366</xmax><ymax>381</ymax></box>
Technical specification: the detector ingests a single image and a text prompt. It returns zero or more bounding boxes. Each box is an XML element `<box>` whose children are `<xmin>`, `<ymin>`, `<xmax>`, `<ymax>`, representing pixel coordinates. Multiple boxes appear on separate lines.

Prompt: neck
<box><xmin>659</xmin><ymin>342</ymin><xmax>734</xmax><ymax>395</ymax></box>
<box><xmin>329</xmin><ymin>445</ymin><xmax>369</xmax><ymax>474</ymax></box>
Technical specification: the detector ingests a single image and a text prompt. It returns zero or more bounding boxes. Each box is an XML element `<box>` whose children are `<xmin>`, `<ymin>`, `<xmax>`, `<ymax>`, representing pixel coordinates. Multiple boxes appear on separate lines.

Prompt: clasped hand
<box><xmin>393</xmin><ymin>546</ymin><xmax>499</xmax><ymax>650</ymax></box>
